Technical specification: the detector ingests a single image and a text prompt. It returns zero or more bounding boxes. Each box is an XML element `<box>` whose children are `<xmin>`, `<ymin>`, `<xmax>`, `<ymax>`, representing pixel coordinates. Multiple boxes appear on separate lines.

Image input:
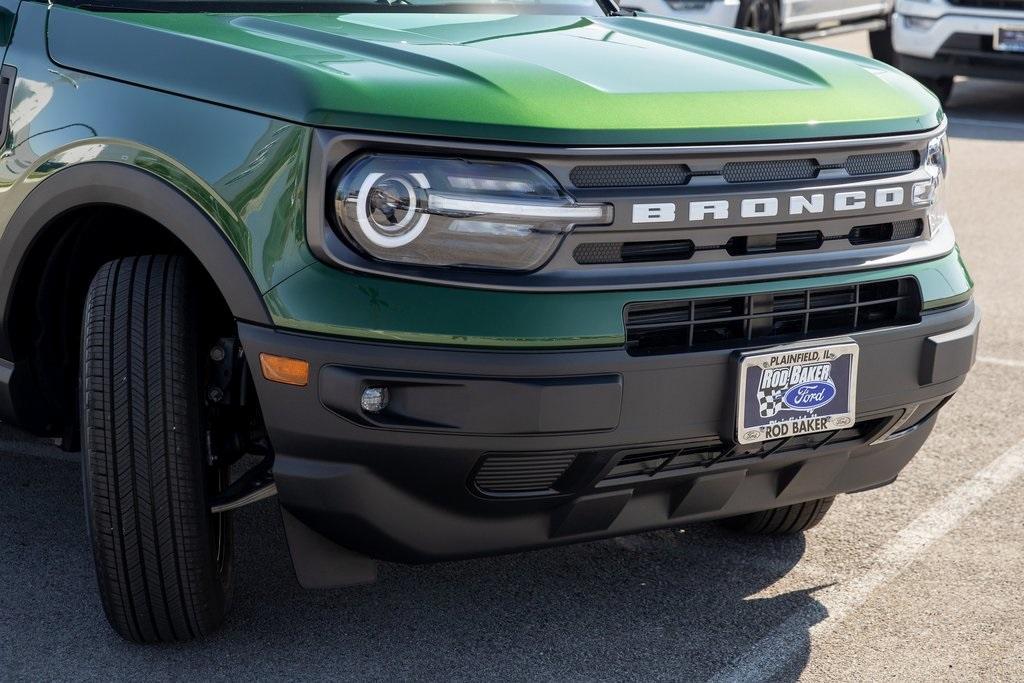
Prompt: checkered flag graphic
<box><xmin>757</xmin><ymin>387</ymin><xmax>785</xmax><ymax>419</ymax></box>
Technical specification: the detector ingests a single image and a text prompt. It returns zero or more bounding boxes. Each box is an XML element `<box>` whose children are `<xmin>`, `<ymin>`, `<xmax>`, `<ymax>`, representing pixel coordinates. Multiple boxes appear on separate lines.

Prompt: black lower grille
<box><xmin>601</xmin><ymin>417</ymin><xmax>891</xmax><ymax>484</ymax></box>
<box><xmin>947</xmin><ymin>0</ymin><xmax>1024</xmax><ymax>8</ymax></box>
<box><xmin>473</xmin><ymin>453</ymin><xmax>577</xmax><ymax>495</ymax></box>
<box><xmin>625</xmin><ymin>278</ymin><xmax>921</xmax><ymax>356</ymax></box>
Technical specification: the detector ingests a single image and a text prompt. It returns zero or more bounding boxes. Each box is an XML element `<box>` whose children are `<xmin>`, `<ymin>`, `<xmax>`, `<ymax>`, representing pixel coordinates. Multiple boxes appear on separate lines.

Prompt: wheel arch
<box><xmin>0</xmin><ymin>161</ymin><xmax>272</xmax><ymax>438</ymax></box>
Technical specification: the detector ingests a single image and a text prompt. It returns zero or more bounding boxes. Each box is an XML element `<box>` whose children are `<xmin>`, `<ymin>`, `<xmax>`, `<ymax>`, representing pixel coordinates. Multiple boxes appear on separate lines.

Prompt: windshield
<box><xmin>60</xmin><ymin>0</ymin><xmax>614</xmax><ymax>14</ymax></box>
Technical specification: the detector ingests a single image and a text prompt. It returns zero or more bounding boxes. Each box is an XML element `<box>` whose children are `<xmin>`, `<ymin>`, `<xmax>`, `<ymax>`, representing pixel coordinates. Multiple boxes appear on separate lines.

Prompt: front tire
<box><xmin>720</xmin><ymin>497</ymin><xmax>835</xmax><ymax>535</ymax></box>
<box><xmin>82</xmin><ymin>255</ymin><xmax>233</xmax><ymax>643</ymax></box>
<box><xmin>914</xmin><ymin>75</ymin><xmax>954</xmax><ymax>106</ymax></box>
<box><xmin>736</xmin><ymin>0</ymin><xmax>780</xmax><ymax>34</ymax></box>
<box><xmin>868</xmin><ymin>22</ymin><xmax>895</xmax><ymax>65</ymax></box>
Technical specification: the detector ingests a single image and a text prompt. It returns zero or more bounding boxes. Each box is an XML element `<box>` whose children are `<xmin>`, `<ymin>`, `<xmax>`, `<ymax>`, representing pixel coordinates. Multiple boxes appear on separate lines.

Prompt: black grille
<box><xmin>892</xmin><ymin>219</ymin><xmax>924</xmax><ymax>240</ymax></box>
<box><xmin>845</xmin><ymin>150</ymin><xmax>919</xmax><ymax>176</ymax></box>
<box><xmin>849</xmin><ymin>219</ymin><xmax>924</xmax><ymax>245</ymax></box>
<box><xmin>569</xmin><ymin>151</ymin><xmax>920</xmax><ymax>189</ymax></box>
<box><xmin>726</xmin><ymin>231</ymin><xmax>823</xmax><ymax>256</ymax></box>
<box><xmin>474</xmin><ymin>453</ymin><xmax>577</xmax><ymax>494</ymax></box>
<box><xmin>624</xmin><ymin>278</ymin><xmax>921</xmax><ymax>356</ymax></box>
<box><xmin>573</xmin><ymin>221</ymin><xmax>923</xmax><ymax>266</ymax></box>
<box><xmin>573</xmin><ymin>240</ymin><xmax>695</xmax><ymax>265</ymax></box>
<box><xmin>722</xmin><ymin>159</ymin><xmax>819</xmax><ymax>183</ymax></box>
<box><xmin>601</xmin><ymin>417</ymin><xmax>891</xmax><ymax>483</ymax></box>
<box><xmin>947</xmin><ymin>0</ymin><xmax>1024</xmax><ymax>7</ymax></box>
<box><xmin>569</xmin><ymin>164</ymin><xmax>690</xmax><ymax>188</ymax></box>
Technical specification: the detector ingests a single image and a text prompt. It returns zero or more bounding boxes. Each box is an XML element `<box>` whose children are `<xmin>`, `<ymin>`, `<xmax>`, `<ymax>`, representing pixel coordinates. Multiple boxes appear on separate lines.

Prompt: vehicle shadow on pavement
<box><xmin>1</xmin><ymin>441</ymin><xmax>824</xmax><ymax>682</ymax></box>
<box><xmin>946</xmin><ymin>80</ymin><xmax>1024</xmax><ymax>143</ymax></box>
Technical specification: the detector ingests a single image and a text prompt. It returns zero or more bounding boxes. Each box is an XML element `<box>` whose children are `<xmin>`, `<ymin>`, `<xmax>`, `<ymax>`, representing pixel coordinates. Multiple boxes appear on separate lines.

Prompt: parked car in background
<box><xmin>893</xmin><ymin>0</ymin><xmax>1024</xmax><ymax>103</ymax></box>
<box><xmin>622</xmin><ymin>0</ymin><xmax>897</xmax><ymax>61</ymax></box>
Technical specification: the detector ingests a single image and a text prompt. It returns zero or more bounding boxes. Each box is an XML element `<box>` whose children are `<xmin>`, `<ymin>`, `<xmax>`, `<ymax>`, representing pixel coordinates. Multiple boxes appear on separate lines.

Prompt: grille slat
<box><xmin>599</xmin><ymin>417</ymin><xmax>889</xmax><ymax>484</ymax></box>
<box><xmin>569</xmin><ymin>164</ymin><xmax>691</xmax><ymax>188</ymax></box>
<box><xmin>892</xmin><ymin>219</ymin><xmax>924</xmax><ymax>241</ymax></box>
<box><xmin>573</xmin><ymin>240</ymin><xmax>695</xmax><ymax>265</ymax></box>
<box><xmin>474</xmin><ymin>453</ymin><xmax>577</xmax><ymax>494</ymax></box>
<box><xmin>625</xmin><ymin>278</ymin><xmax>921</xmax><ymax>356</ymax></box>
<box><xmin>845</xmin><ymin>150</ymin><xmax>919</xmax><ymax>176</ymax></box>
<box><xmin>722</xmin><ymin>158</ymin><xmax>819</xmax><ymax>183</ymax></box>
<box><xmin>627</xmin><ymin>295</ymin><xmax>911</xmax><ymax>330</ymax></box>
<box><xmin>572</xmin><ymin>221</ymin><xmax>925</xmax><ymax>266</ymax></box>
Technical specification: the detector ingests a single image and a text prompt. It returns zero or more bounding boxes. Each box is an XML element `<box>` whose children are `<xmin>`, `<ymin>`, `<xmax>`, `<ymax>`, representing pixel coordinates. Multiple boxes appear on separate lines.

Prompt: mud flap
<box><xmin>280</xmin><ymin>508</ymin><xmax>378</xmax><ymax>589</ymax></box>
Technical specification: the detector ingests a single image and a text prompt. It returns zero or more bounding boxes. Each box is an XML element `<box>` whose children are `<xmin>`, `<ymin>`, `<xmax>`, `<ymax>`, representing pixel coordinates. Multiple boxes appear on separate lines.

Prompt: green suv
<box><xmin>0</xmin><ymin>0</ymin><xmax>977</xmax><ymax>643</ymax></box>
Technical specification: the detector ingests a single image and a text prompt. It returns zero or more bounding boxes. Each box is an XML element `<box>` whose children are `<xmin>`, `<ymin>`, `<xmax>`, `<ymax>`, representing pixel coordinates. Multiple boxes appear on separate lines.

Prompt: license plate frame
<box><xmin>994</xmin><ymin>26</ymin><xmax>1024</xmax><ymax>53</ymax></box>
<box><xmin>734</xmin><ymin>339</ymin><xmax>859</xmax><ymax>445</ymax></box>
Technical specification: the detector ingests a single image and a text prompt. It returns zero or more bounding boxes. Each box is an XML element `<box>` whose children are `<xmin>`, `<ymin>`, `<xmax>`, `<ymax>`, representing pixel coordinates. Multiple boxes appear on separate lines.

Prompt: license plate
<box><xmin>735</xmin><ymin>340</ymin><xmax>858</xmax><ymax>445</ymax></box>
<box><xmin>995</xmin><ymin>26</ymin><xmax>1024</xmax><ymax>53</ymax></box>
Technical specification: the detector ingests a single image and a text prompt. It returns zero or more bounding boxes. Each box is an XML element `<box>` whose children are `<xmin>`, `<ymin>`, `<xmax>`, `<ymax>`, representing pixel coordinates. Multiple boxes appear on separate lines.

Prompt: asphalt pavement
<box><xmin>2</xmin><ymin>32</ymin><xmax>1024</xmax><ymax>682</ymax></box>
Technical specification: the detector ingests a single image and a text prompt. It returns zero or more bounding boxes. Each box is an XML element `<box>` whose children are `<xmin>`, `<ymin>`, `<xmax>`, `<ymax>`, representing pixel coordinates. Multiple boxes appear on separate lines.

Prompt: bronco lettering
<box><xmin>632</xmin><ymin>185</ymin><xmax>909</xmax><ymax>224</ymax></box>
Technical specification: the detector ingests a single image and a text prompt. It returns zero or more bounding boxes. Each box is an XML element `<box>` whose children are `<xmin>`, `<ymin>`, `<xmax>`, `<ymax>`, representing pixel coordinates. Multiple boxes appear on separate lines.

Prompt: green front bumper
<box><xmin>263</xmin><ymin>249</ymin><xmax>973</xmax><ymax>349</ymax></box>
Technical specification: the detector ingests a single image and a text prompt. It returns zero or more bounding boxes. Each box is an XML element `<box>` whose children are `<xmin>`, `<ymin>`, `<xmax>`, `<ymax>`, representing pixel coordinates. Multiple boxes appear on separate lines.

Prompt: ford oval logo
<box><xmin>783</xmin><ymin>382</ymin><xmax>836</xmax><ymax>411</ymax></box>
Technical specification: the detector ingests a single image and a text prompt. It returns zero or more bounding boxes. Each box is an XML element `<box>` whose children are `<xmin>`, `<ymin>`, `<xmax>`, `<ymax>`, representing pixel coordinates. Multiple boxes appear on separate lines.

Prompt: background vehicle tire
<box><xmin>736</xmin><ymin>0</ymin><xmax>780</xmax><ymax>35</ymax></box>
<box><xmin>868</xmin><ymin>22</ymin><xmax>895</xmax><ymax>65</ymax></box>
<box><xmin>82</xmin><ymin>254</ymin><xmax>233</xmax><ymax>643</ymax></box>
<box><xmin>914</xmin><ymin>75</ymin><xmax>954</xmax><ymax>106</ymax></box>
<box><xmin>720</xmin><ymin>496</ymin><xmax>835</xmax><ymax>535</ymax></box>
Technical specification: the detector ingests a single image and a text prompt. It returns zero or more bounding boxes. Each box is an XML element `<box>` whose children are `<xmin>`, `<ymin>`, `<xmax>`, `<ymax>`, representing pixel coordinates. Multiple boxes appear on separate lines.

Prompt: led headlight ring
<box><xmin>355</xmin><ymin>172</ymin><xmax>431</xmax><ymax>248</ymax></box>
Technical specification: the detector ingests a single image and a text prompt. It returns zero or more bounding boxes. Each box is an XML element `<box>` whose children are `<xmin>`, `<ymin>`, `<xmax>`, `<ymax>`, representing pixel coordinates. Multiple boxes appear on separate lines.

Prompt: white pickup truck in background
<box><xmin>892</xmin><ymin>0</ymin><xmax>1024</xmax><ymax>103</ymax></box>
<box><xmin>621</xmin><ymin>0</ymin><xmax>897</xmax><ymax>61</ymax></box>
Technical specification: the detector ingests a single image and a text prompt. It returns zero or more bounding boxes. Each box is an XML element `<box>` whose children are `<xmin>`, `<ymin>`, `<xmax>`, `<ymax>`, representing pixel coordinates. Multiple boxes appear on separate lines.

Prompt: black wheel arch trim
<box><xmin>0</xmin><ymin>161</ymin><xmax>272</xmax><ymax>360</ymax></box>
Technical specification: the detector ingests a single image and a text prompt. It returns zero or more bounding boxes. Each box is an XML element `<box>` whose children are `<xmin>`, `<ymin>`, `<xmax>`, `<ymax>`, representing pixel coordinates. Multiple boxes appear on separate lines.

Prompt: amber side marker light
<box><xmin>259</xmin><ymin>353</ymin><xmax>310</xmax><ymax>387</ymax></box>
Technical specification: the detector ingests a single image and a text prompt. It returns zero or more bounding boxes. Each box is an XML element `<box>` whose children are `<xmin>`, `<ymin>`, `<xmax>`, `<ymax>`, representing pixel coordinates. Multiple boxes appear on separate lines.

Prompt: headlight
<box><xmin>332</xmin><ymin>154</ymin><xmax>612</xmax><ymax>271</ymax></box>
<box><xmin>912</xmin><ymin>133</ymin><xmax>949</xmax><ymax>237</ymax></box>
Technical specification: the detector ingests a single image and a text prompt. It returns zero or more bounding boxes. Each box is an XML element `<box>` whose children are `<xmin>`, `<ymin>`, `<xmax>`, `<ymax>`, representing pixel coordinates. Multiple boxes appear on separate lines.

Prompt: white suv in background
<box><xmin>622</xmin><ymin>0</ymin><xmax>744</xmax><ymax>28</ymax></box>
<box><xmin>893</xmin><ymin>0</ymin><xmax>1024</xmax><ymax>103</ymax></box>
<box><xmin>622</xmin><ymin>0</ymin><xmax>896</xmax><ymax>62</ymax></box>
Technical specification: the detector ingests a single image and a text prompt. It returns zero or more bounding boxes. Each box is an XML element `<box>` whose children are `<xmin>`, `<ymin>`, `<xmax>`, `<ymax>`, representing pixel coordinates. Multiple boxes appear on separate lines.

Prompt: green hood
<box><xmin>47</xmin><ymin>7</ymin><xmax>942</xmax><ymax>145</ymax></box>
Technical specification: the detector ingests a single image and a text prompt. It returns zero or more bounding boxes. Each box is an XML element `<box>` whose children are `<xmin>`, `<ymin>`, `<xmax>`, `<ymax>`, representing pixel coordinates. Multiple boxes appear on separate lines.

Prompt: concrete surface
<box><xmin>2</xmin><ymin>31</ymin><xmax>1023</xmax><ymax>683</ymax></box>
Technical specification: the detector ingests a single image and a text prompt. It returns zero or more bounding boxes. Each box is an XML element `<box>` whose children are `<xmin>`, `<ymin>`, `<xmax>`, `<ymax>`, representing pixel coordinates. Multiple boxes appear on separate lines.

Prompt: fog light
<box><xmin>902</xmin><ymin>15</ymin><xmax>935</xmax><ymax>31</ymax></box>
<box><xmin>361</xmin><ymin>387</ymin><xmax>389</xmax><ymax>413</ymax></box>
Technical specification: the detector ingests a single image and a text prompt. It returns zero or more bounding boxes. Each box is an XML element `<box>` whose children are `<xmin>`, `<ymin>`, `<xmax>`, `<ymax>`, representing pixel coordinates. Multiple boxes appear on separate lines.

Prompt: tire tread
<box><xmin>82</xmin><ymin>255</ymin><xmax>228</xmax><ymax>643</ymax></box>
<box><xmin>721</xmin><ymin>496</ymin><xmax>835</xmax><ymax>536</ymax></box>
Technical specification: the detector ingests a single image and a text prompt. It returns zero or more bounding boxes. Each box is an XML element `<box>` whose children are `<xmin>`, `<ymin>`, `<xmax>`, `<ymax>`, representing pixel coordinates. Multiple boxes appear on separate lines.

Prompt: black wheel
<box><xmin>868</xmin><ymin>21</ymin><xmax>895</xmax><ymax>65</ymax></box>
<box><xmin>82</xmin><ymin>254</ymin><xmax>233</xmax><ymax>643</ymax></box>
<box><xmin>914</xmin><ymin>75</ymin><xmax>954</xmax><ymax>106</ymax></box>
<box><xmin>720</xmin><ymin>497</ymin><xmax>835</xmax><ymax>535</ymax></box>
<box><xmin>736</xmin><ymin>0</ymin><xmax>780</xmax><ymax>35</ymax></box>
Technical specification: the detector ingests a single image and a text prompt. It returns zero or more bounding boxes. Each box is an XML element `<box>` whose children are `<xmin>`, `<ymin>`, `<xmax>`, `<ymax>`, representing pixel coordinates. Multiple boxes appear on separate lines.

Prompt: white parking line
<box><xmin>707</xmin><ymin>436</ymin><xmax>1024</xmax><ymax>683</ymax></box>
<box><xmin>978</xmin><ymin>356</ymin><xmax>1024</xmax><ymax>370</ymax></box>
